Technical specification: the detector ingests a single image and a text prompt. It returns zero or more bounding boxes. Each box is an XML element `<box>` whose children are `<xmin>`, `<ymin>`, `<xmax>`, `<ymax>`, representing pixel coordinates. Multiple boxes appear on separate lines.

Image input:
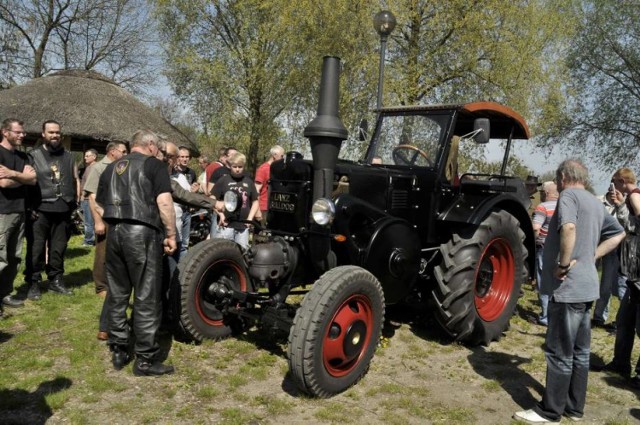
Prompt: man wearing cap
<box><xmin>526</xmin><ymin>175</ymin><xmax>542</xmax><ymax>218</ymax></box>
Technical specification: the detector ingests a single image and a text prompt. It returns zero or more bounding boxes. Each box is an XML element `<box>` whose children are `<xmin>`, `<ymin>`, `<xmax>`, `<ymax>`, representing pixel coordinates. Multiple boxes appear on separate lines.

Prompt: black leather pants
<box><xmin>105</xmin><ymin>222</ymin><xmax>163</xmax><ymax>360</ymax></box>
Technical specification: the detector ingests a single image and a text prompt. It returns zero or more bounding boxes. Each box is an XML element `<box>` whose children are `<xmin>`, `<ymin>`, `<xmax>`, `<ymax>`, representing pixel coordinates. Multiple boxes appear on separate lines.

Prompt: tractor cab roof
<box><xmin>378</xmin><ymin>101</ymin><xmax>530</xmax><ymax>140</ymax></box>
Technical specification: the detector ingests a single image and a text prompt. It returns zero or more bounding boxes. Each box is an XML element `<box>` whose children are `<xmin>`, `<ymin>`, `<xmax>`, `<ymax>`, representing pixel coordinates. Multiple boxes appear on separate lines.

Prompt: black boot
<box><xmin>111</xmin><ymin>347</ymin><xmax>131</xmax><ymax>370</ymax></box>
<box><xmin>133</xmin><ymin>358</ymin><xmax>175</xmax><ymax>376</ymax></box>
<box><xmin>2</xmin><ymin>295</ymin><xmax>25</xmax><ymax>308</ymax></box>
<box><xmin>27</xmin><ymin>282</ymin><xmax>41</xmax><ymax>301</ymax></box>
<box><xmin>49</xmin><ymin>277</ymin><xmax>72</xmax><ymax>295</ymax></box>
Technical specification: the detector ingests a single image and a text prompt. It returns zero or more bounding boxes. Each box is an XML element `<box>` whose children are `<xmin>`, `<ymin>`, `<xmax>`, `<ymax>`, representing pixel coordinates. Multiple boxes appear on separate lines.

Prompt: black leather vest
<box><xmin>102</xmin><ymin>152</ymin><xmax>162</xmax><ymax>230</ymax></box>
<box><xmin>30</xmin><ymin>146</ymin><xmax>76</xmax><ymax>204</ymax></box>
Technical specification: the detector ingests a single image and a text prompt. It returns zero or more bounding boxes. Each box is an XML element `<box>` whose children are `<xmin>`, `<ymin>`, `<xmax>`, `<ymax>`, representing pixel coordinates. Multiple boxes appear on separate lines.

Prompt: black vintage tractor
<box><xmin>172</xmin><ymin>56</ymin><xmax>534</xmax><ymax>397</ymax></box>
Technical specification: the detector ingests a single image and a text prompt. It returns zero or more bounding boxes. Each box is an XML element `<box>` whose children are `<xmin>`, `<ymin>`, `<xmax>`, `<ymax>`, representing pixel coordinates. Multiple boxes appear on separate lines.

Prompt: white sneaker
<box><xmin>513</xmin><ymin>409</ymin><xmax>560</xmax><ymax>424</ymax></box>
<box><xmin>563</xmin><ymin>413</ymin><xmax>582</xmax><ymax>422</ymax></box>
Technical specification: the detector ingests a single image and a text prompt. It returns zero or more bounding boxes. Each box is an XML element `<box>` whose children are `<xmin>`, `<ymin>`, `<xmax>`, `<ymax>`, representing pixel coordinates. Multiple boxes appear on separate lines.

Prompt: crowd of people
<box><xmin>519</xmin><ymin>161</ymin><xmax>640</xmax><ymax>423</ymax></box>
<box><xmin>0</xmin><ymin>117</ymin><xmax>284</xmax><ymax>376</ymax></box>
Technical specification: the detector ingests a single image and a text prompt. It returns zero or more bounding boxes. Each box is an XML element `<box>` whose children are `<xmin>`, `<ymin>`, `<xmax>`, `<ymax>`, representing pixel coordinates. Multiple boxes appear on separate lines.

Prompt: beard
<box><xmin>46</xmin><ymin>139</ymin><xmax>63</xmax><ymax>152</ymax></box>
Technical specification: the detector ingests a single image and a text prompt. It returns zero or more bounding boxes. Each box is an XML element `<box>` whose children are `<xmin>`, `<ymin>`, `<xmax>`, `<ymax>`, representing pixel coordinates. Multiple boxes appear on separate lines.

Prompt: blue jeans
<box><xmin>593</xmin><ymin>252</ymin><xmax>627</xmax><ymax>322</ymax></box>
<box><xmin>536</xmin><ymin>247</ymin><xmax>549</xmax><ymax>324</ymax></box>
<box><xmin>81</xmin><ymin>199</ymin><xmax>95</xmax><ymax>245</ymax></box>
<box><xmin>535</xmin><ymin>299</ymin><xmax>591</xmax><ymax>421</ymax></box>
<box><xmin>217</xmin><ymin>226</ymin><xmax>249</xmax><ymax>250</ymax></box>
<box><xmin>180</xmin><ymin>210</ymin><xmax>191</xmax><ymax>257</ymax></box>
<box><xmin>209</xmin><ymin>211</ymin><xmax>218</xmax><ymax>239</ymax></box>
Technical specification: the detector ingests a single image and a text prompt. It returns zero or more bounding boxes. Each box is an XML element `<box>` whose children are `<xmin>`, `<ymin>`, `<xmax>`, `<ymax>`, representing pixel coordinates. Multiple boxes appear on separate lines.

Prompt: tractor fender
<box><xmin>333</xmin><ymin>194</ymin><xmax>421</xmax><ymax>304</ymax></box>
<box><xmin>437</xmin><ymin>192</ymin><xmax>535</xmax><ymax>277</ymax></box>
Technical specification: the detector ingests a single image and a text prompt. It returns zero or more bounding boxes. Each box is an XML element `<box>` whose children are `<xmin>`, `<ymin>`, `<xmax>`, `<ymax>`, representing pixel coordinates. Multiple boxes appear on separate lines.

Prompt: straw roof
<box><xmin>0</xmin><ymin>70</ymin><xmax>198</xmax><ymax>154</ymax></box>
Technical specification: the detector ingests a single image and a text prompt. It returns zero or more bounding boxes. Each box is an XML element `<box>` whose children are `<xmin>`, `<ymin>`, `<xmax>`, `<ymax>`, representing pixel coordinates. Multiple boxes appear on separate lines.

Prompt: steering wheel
<box><xmin>392</xmin><ymin>144</ymin><xmax>433</xmax><ymax>167</ymax></box>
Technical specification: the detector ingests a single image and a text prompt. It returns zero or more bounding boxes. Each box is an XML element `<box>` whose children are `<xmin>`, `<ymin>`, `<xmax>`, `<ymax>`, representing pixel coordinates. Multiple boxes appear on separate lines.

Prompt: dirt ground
<box><xmin>4</xmin><ymin>288</ymin><xmax>640</xmax><ymax>425</ymax></box>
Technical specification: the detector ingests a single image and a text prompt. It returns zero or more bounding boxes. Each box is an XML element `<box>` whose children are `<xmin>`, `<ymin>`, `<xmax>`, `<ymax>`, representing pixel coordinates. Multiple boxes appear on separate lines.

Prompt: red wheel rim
<box><xmin>322</xmin><ymin>294</ymin><xmax>374</xmax><ymax>377</ymax></box>
<box><xmin>195</xmin><ymin>260</ymin><xmax>247</xmax><ymax>326</ymax></box>
<box><xmin>474</xmin><ymin>238</ymin><xmax>514</xmax><ymax>321</ymax></box>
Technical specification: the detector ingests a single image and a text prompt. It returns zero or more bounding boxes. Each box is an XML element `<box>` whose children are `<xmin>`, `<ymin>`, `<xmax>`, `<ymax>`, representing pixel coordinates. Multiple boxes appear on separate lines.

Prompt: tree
<box><xmin>539</xmin><ymin>0</ymin><xmax>640</xmax><ymax>171</ymax></box>
<box><xmin>155</xmin><ymin>0</ymin><xmax>574</xmax><ymax>169</ymax></box>
<box><xmin>0</xmin><ymin>0</ymin><xmax>158</xmax><ymax>92</ymax></box>
<box><xmin>385</xmin><ymin>0</ymin><xmax>573</xmax><ymax>126</ymax></box>
<box><xmin>154</xmin><ymin>0</ymin><xmax>377</xmax><ymax>170</ymax></box>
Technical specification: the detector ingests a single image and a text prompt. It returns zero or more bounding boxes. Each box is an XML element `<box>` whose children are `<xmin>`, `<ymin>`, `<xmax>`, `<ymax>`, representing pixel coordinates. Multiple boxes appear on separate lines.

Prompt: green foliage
<box><xmin>540</xmin><ymin>0</ymin><xmax>640</xmax><ymax>171</ymax></box>
<box><xmin>155</xmin><ymin>0</ymin><xmax>573</xmax><ymax>170</ymax></box>
<box><xmin>385</xmin><ymin>0</ymin><xmax>574</xmax><ymax>126</ymax></box>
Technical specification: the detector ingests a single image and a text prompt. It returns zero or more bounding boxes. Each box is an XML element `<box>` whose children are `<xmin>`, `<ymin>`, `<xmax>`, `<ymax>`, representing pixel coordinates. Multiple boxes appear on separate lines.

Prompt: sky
<box><xmin>511</xmin><ymin>142</ymin><xmax>611</xmax><ymax>196</ymax></box>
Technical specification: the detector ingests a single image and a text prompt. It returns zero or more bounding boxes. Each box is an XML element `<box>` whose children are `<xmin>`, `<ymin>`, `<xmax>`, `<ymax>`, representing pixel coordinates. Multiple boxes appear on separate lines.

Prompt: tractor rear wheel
<box><xmin>432</xmin><ymin>210</ymin><xmax>526</xmax><ymax>345</ymax></box>
<box><xmin>288</xmin><ymin>266</ymin><xmax>384</xmax><ymax>397</ymax></box>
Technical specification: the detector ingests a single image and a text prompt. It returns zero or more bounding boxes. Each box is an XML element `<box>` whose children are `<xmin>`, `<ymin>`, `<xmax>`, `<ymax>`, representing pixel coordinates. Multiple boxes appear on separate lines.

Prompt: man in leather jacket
<box><xmin>26</xmin><ymin>120</ymin><xmax>79</xmax><ymax>299</ymax></box>
<box><xmin>96</xmin><ymin>129</ymin><xmax>177</xmax><ymax>376</ymax></box>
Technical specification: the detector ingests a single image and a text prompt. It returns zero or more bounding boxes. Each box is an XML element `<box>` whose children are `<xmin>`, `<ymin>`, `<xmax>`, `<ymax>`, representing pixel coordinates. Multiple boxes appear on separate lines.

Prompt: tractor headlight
<box><xmin>311</xmin><ymin>198</ymin><xmax>335</xmax><ymax>226</ymax></box>
<box><xmin>224</xmin><ymin>191</ymin><xmax>238</xmax><ymax>212</ymax></box>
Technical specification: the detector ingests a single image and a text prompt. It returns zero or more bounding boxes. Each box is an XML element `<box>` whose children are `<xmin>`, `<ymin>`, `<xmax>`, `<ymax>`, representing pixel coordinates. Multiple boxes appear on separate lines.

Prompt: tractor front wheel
<box><xmin>288</xmin><ymin>266</ymin><xmax>385</xmax><ymax>397</ymax></box>
<box><xmin>176</xmin><ymin>239</ymin><xmax>252</xmax><ymax>342</ymax></box>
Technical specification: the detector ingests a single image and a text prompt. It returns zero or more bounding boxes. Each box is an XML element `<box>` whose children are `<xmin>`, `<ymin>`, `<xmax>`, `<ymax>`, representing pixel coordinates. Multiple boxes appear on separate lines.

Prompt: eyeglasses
<box><xmin>160</xmin><ymin>149</ymin><xmax>176</xmax><ymax>159</ymax></box>
<box><xmin>118</xmin><ymin>149</ymin><xmax>127</xmax><ymax>154</ymax></box>
<box><xmin>8</xmin><ymin>130</ymin><xmax>26</xmax><ymax>135</ymax></box>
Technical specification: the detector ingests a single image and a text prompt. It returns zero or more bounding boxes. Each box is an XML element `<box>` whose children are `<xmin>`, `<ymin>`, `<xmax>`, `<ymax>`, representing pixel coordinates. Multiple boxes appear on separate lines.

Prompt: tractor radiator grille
<box><xmin>391</xmin><ymin>190</ymin><xmax>409</xmax><ymax>209</ymax></box>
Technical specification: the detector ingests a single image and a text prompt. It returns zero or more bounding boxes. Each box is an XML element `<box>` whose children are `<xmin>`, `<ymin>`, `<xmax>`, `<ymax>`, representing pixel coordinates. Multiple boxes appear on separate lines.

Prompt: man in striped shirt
<box><xmin>533</xmin><ymin>181</ymin><xmax>559</xmax><ymax>326</ymax></box>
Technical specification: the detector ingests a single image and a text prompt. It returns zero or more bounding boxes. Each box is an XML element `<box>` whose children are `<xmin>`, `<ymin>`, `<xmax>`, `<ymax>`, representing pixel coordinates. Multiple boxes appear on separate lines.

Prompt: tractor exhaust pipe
<box><xmin>304</xmin><ymin>56</ymin><xmax>348</xmax><ymax>202</ymax></box>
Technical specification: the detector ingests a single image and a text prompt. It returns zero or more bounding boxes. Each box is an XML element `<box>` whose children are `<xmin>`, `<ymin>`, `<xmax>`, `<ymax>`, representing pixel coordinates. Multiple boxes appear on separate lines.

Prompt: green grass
<box><xmin>1</xmin><ymin>235</ymin><xmax>638</xmax><ymax>423</ymax></box>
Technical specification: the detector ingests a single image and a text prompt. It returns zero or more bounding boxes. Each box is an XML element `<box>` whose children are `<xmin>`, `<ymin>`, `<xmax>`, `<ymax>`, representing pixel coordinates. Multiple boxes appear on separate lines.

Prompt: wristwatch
<box><xmin>557</xmin><ymin>263</ymin><xmax>570</xmax><ymax>270</ymax></box>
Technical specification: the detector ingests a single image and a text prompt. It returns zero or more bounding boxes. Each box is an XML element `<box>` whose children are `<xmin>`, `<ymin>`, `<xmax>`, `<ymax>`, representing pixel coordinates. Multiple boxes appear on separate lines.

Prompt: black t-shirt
<box><xmin>96</xmin><ymin>155</ymin><xmax>171</xmax><ymax>207</ymax></box>
<box><xmin>0</xmin><ymin>145</ymin><xmax>29</xmax><ymax>214</ymax></box>
<box><xmin>213</xmin><ymin>173</ymin><xmax>258</xmax><ymax>230</ymax></box>
<box><xmin>209</xmin><ymin>166</ymin><xmax>230</xmax><ymax>185</ymax></box>
<box><xmin>180</xmin><ymin>166</ymin><xmax>197</xmax><ymax>185</ymax></box>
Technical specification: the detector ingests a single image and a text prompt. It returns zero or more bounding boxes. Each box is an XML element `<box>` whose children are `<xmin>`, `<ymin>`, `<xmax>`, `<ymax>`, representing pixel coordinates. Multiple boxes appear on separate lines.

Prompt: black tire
<box><xmin>432</xmin><ymin>210</ymin><xmax>526</xmax><ymax>345</ymax></box>
<box><xmin>177</xmin><ymin>239</ymin><xmax>252</xmax><ymax>342</ymax></box>
<box><xmin>288</xmin><ymin>266</ymin><xmax>385</xmax><ymax>398</ymax></box>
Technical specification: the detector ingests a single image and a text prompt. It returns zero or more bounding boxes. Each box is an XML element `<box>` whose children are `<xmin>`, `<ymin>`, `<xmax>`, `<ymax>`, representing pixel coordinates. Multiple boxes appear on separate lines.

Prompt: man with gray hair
<box><xmin>515</xmin><ymin>159</ymin><xmax>625</xmax><ymax>423</ymax></box>
<box><xmin>96</xmin><ymin>129</ymin><xmax>177</xmax><ymax>376</ymax></box>
<box><xmin>81</xmin><ymin>148</ymin><xmax>98</xmax><ymax>246</ymax></box>
<box><xmin>254</xmin><ymin>145</ymin><xmax>284</xmax><ymax>223</ymax></box>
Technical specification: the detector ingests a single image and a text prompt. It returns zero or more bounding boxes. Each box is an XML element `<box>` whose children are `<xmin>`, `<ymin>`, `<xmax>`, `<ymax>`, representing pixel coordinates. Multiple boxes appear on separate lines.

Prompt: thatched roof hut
<box><xmin>0</xmin><ymin>70</ymin><xmax>198</xmax><ymax>155</ymax></box>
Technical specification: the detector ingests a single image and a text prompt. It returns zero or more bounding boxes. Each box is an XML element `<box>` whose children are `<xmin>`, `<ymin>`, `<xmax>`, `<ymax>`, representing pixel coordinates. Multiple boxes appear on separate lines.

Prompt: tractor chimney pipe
<box><xmin>304</xmin><ymin>56</ymin><xmax>348</xmax><ymax>202</ymax></box>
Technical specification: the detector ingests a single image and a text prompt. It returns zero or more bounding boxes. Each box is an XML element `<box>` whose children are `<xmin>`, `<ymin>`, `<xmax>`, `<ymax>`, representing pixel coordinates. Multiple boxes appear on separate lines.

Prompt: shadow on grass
<box><xmin>281</xmin><ymin>372</ymin><xmax>305</xmax><ymax>397</ymax></box>
<box><xmin>515</xmin><ymin>302</ymin><xmax>541</xmax><ymax>326</ymax></box>
<box><xmin>241</xmin><ymin>327</ymin><xmax>288</xmax><ymax>357</ymax></box>
<box><xmin>467</xmin><ymin>347</ymin><xmax>543</xmax><ymax>408</ymax></box>
<box><xmin>64</xmin><ymin>246</ymin><xmax>93</xmax><ymax>260</ymax></box>
<box><xmin>0</xmin><ymin>330</ymin><xmax>13</xmax><ymax>344</ymax></box>
<box><xmin>384</xmin><ymin>302</ymin><xmax>452</xmax><ymax>343</ymax></box>
<box><xmin>62</xmin><ymin>268</ymin><xmax>93</xmax><ymax>288</ymax></box>
<box><xmin>0</xmin><ymin>377</ymin><xmax>72</xmax><ymax>425</ymax></box>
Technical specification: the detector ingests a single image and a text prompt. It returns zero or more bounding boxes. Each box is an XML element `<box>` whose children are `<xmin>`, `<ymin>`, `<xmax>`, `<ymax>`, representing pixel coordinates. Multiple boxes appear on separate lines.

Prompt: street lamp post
<box><xmin>373</xmin><ymin>10</ymin><xmax>396</xmax><ymax>110</ymax></box>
